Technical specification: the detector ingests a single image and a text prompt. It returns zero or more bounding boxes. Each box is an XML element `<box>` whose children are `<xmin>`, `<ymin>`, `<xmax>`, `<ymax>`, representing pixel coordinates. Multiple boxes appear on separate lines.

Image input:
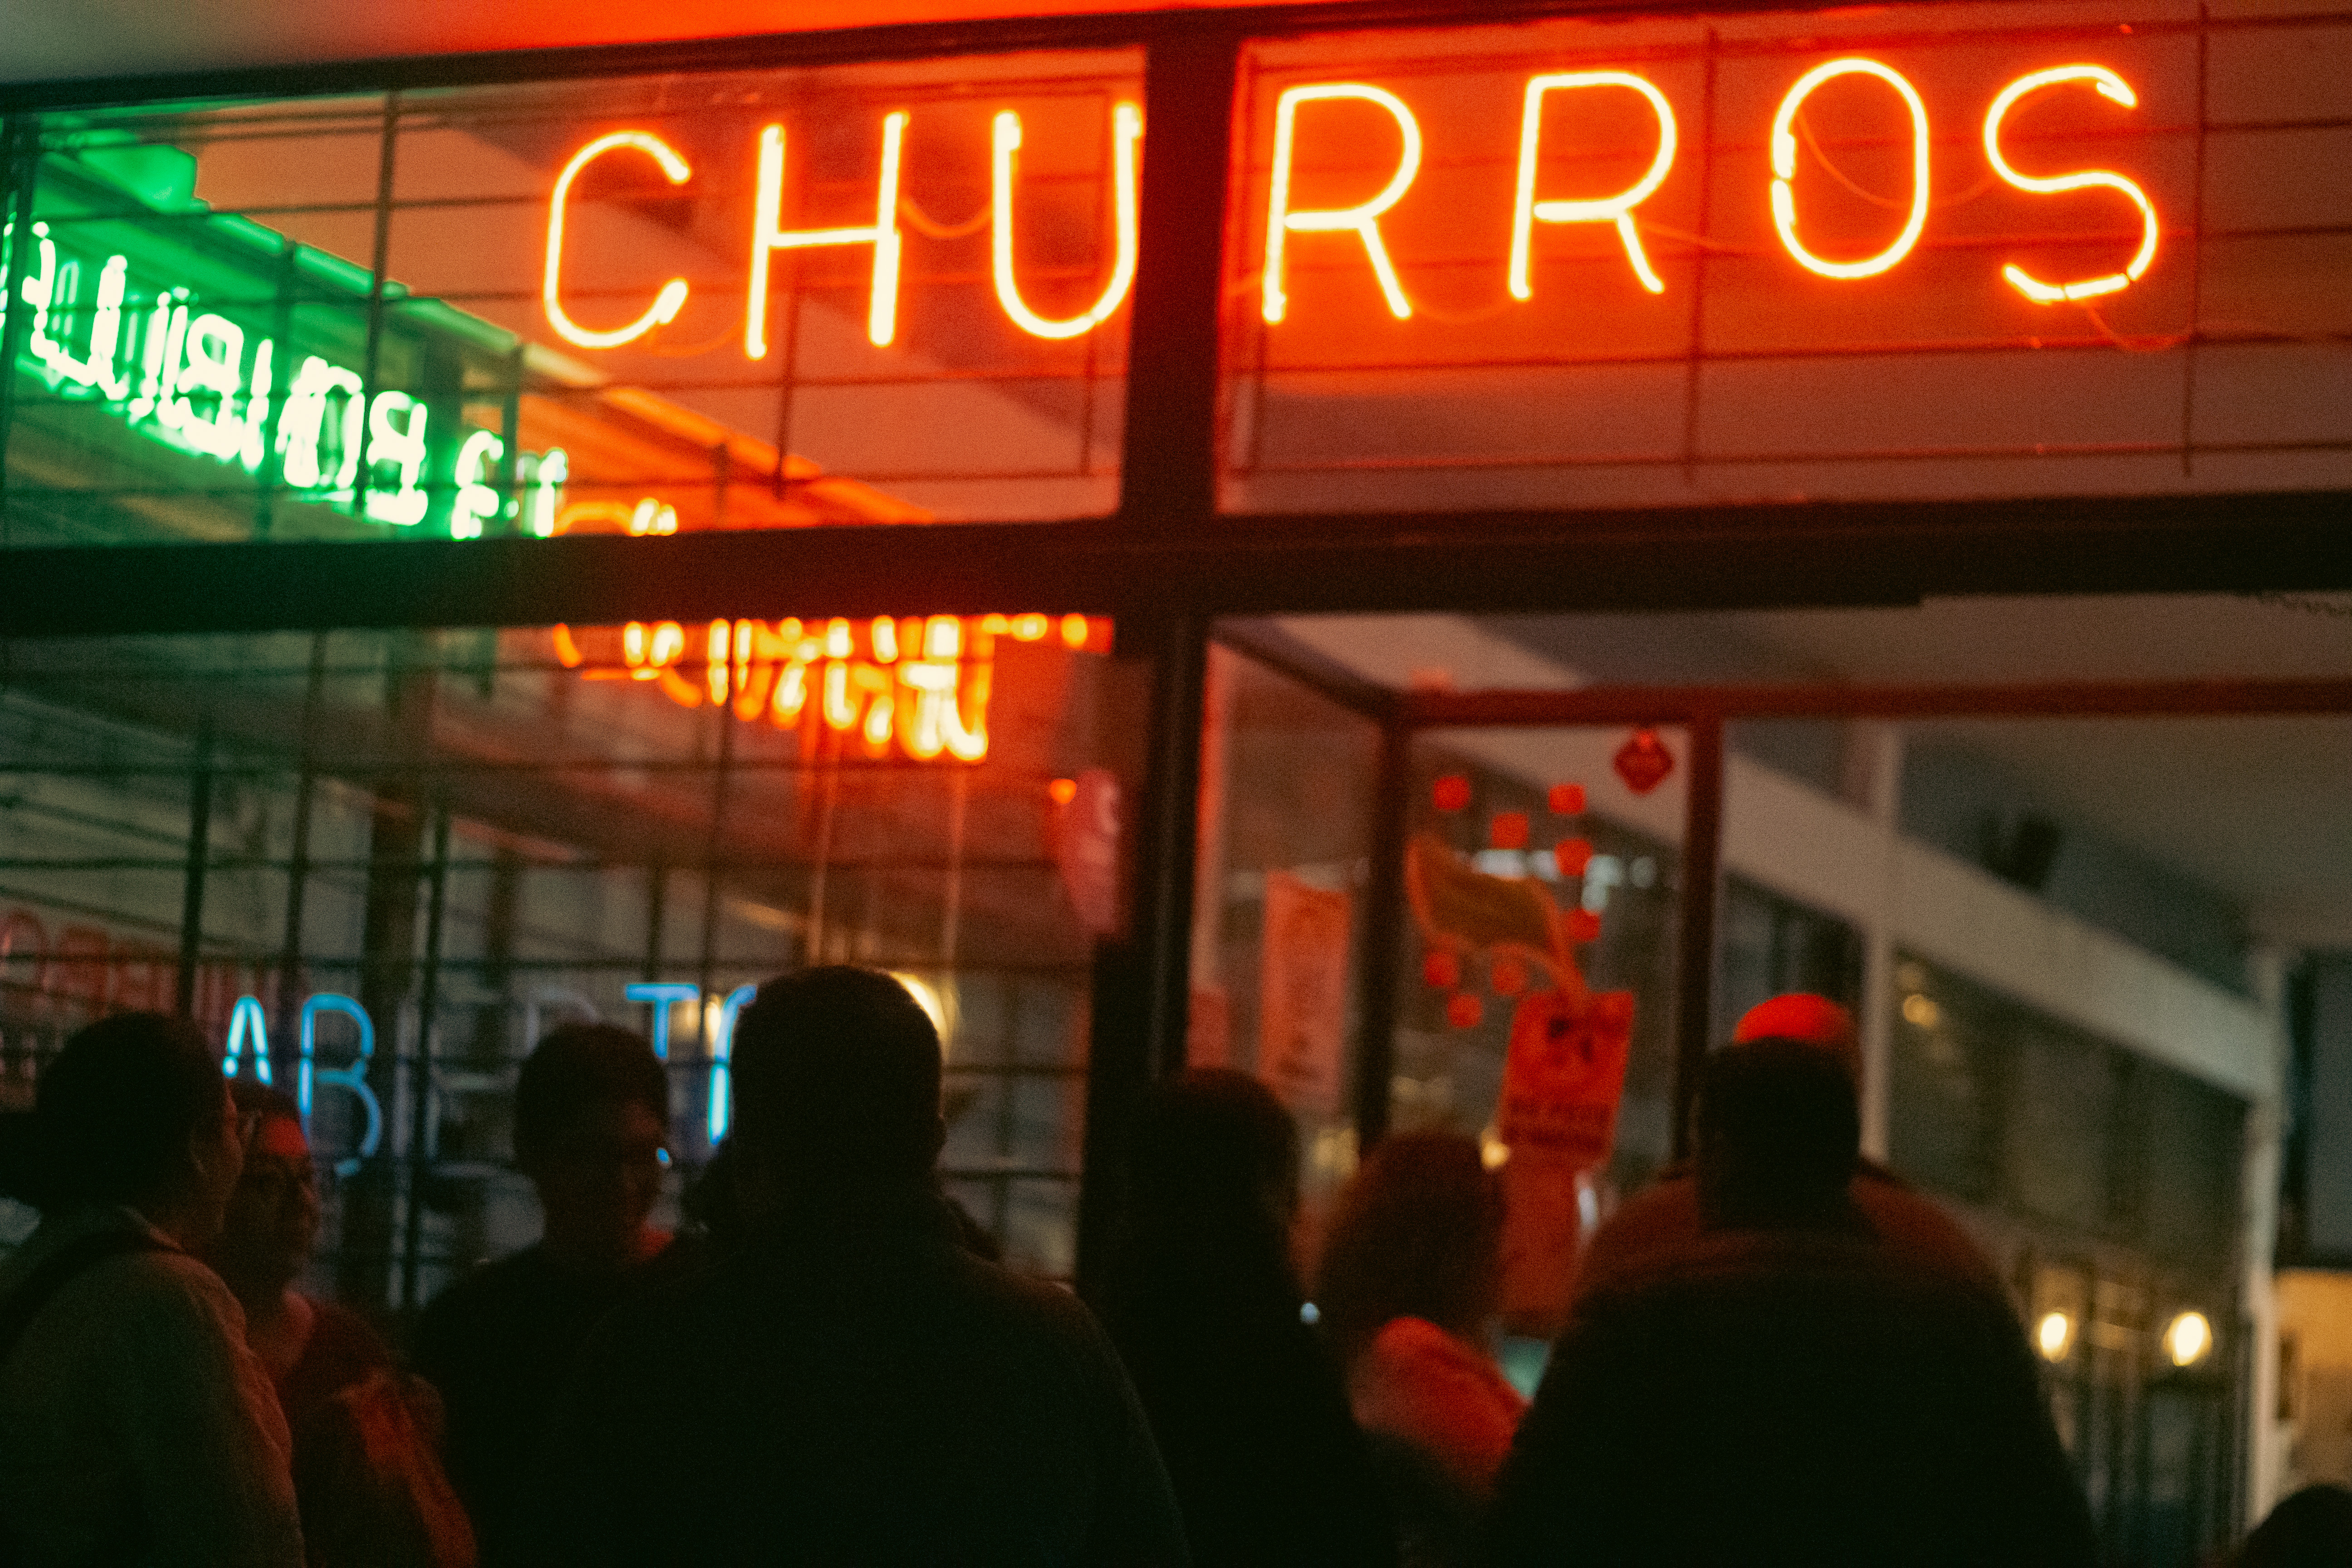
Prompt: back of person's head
<box><xmin>2238</xmin><ymin>1484</ymin><xmax>2352</xmax><ymax>1568</ymax></box>
<box><xmin>1314</xmin><ymin>1130</ymin><xmax>1504</xmax><ymax>1360</ymax></box>
<box><xmin>1696</xmin><ymin>1039</ymin><xmax>1861</xmax><ymax>1231</ymax></box>
<box><xmin>1128</xmin><ymin>1068</ymin><xmax>1298</xmax><ymax>1226</ymax></box>
<box><xmin>0</xmin><ymin>1011</ymin><xmax>225</xmax><ymax>1215</ymax></box>
<box><xmin>1112</xmin><ymin>1069</ymin><xmax>1303</xmax><ymax>1326</ymax></box>
<box><xmin>729</xmin><ymin>967</ymin><xmax>944</xmax><ymax>1182</ymax></box>
<box><xmin>513</xmin><ymin>1022</ymin><xmax>669</xmax><ymax>1166</ymax></box>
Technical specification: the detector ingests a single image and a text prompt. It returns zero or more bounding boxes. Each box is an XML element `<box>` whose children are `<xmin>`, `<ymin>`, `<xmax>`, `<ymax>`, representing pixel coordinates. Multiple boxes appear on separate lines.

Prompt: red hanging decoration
<box><xmin>1446</xmin><ymin>992</ymin><xmax>1485</xmax><ymax>1030</ymax></box>
<box><xmin>1567</xmin><ymin>908</ymin><xmax>1603</xmax><ymax>944</ymax></box>
<box><xmin>1613</xmin><ymin>728</ymin><xmax>1675</xmax><ymax>795</ymax></box>
<box><xmin>1490</xmin><ymin>811</ymin><xmax>1529</xmax><ymax>850</ymax></box>
<box><xmin>1432</xmin><ymin>774</ymin><xmax>1472</xmax><ymax>812</ymax></box>
<box><xmin>1553</xmin><ymin>837</ymin><xmax>1593</xmax><ymax>877</ymax></box>
<box><xmin>1548</xmin><ymin>782</ymin><xmax>1586</xmax><ymax>815</ymax></box>
<box><xmin>1423</xmin><ymin>949</ymin><xmax>1461</xmax><ymax>990</ymax></box>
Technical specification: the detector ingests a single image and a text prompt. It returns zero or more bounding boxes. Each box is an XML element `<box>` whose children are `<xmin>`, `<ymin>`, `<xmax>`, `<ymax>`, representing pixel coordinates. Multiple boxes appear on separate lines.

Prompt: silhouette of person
<box><xmin>2234</xmin><ymin>1484</ymin><xmax>2352</xmax><ymax>1568</ymax></box>
<box><xmin>0</xmin><ymin>1012</ymin><xmax>303</xmax><ymax>1566</ymax></box>
<box><xmin>1484</xmin><ymin>1040</ymin><xmax>2098</xmax><ymax>1567</ymax></box>
<box><xmin>411</xmin><ymin>1023</ymin><xmax>704</xmax><ymax>1556</ymax></box>
<box><xmin>1101</xmin><ymin>1068</ymin><xmax>1396</xmax><ymax>1568</ymax></box>
<box><xmin>1573</xmin><ymin>994</ymin><xmax>1999</xmax><ymax>1303</ymax></box>
<box><xmin>507</xmin><ymin>966</ymin><xmax>1187</xmax><ymax>1566</ymax></box>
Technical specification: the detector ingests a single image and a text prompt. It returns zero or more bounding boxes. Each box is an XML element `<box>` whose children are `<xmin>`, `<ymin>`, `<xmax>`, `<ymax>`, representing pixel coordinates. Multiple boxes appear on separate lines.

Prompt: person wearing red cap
<box><xmin>1569</xmin><ymin>993</ymin><xmax>2000</xmax><ymax>1304</ymax></box>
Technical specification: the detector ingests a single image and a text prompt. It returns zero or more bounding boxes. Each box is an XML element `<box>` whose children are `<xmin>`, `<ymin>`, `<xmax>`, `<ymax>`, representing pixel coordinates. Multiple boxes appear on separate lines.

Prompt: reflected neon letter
<box><xmin>627</xmin><ymin>981</ymin><xmax>701</xmax><ymax>1060</ymax></box>
<box><xmin>1510</xmin><ymin>73</ymin><xmax>1677</xmax><ymax>299</ymax></box>
<box><xmin>706</xmin><ymin>984</ymin><xmax>755</xmax><ymax>1143</ymax></box>
<box><xmin>1770</xmin><ymin>59</ymin><xmax>1931</xmax><ymax>280</ymax></box>
<box><xmin>222</xmin><ymin>994</ymin><xmax>272</xmax><ymax>1086</ymax></box>
<box><xmin>1263</xmin><ymin>83</ymin><xmax>1422</xmax><ymax>323</ymax></box>
<box><xmin>299</xmin><ymin>994</ymin><xmax>381</xmax><ymax>1178</ymax></box>
<box><xmin>746</xmin><ymin>112</ymin><xmax>909</xmax><ymax>355</ymax></box>
<box><xmin>991</xmin><ymin>103</ymin><xmax>1142</xmax><ymax>339</ymax></box>
<box><xmin>1983</xmin><ymin>66</ymin><xmax>2160</xmax><ymax>303</ymax></box>
<box><xmin>543</xmin><ymin>132</ymin><xmax>693</xmax><ymax>350</ymax></box>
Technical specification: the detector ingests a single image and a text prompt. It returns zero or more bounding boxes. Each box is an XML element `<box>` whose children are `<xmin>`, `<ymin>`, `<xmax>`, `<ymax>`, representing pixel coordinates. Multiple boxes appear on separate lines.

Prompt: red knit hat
<box><xmin>1731</xmin><ymin>993</ymin><xmax>1861</xmax><ymax>1082</ymax></box>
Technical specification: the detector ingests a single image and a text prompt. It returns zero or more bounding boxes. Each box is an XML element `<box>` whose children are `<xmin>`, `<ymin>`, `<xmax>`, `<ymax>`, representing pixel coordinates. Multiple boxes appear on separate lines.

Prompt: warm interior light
<box><xmin>746</xmin><ymin>111</ymin><xmax>909</xmax><ymax>357</ymax></box>
<box><xmin>543</xmin><ymin>132</ymin><xmax>693</xmax><ymax>350</ymax></box>
<box><xmin>993</xmin><ymin>103</ymin><xmax>1142</xmax><ymax>339</ymax></box>
<box><xmin>1263</xmin><ymin>83</ymin><xmax>1423</xmax><ymax>323</ymax></box>
<box><xmin>1510</xmin><ymin>72</ymin><xmax>1677</xmax><ymax>300</ymax></box>
<box><xmin>1901</xmin><ymin>992</ymin><xmax>1941</xmax><ymax>1028</ymax></box>
<box><xmin>1770</xmin><ymin>59</ymin><xmax>1931</xmax><ymax>280</ymax></box>
<box><xmin>892</xmin><ymin>972</ymin><xmax>955</xmax><ymax>1053</ymax></box>
<box><xmin>2035</xmin><ymin>1310</ymin><xmax>2073</xmax><ymax>1362</ymax></box>
<box><xmin>1048</xmin><ymin>777</ymin><xmax>1079</xmax><ymax>805</ymax></box>
<box><xmin>2164</xmin><ymin>1309</ymin><xmax>2212</xmax><ymax>1367</ymax></box>
<box><xmin>1983</xmin><ymin>66</ymin><xmax>2160</xmax><ymax>304</ymax></box>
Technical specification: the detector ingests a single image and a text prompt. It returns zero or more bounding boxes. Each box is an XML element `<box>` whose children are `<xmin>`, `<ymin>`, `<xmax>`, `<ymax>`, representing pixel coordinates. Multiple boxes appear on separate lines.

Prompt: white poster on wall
<box><xmin>1258</xmin><ymin>871</ymin><xmax>1352</xmax><ymax>1117</ymax></box>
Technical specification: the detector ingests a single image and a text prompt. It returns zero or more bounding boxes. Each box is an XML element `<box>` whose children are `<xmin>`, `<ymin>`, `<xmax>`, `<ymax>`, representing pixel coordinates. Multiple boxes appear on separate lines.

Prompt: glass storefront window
<box><xmin>1219</xmin><ymin>3</ymin><xmax>2352</xmax><ymax>512</ymax></box>
<box><xmin>1189</xmin><ymin>643</ymin><xmax>1383</xmax><ymax>1208</ymax></box>
<box><xmin>0</xmin><ymin>47</ymin><xmax>1141</xmax><ymax>544</ymax></box>
<box><xmin>0</xmin><ymin>612</ymin><xmax>1132</xmax><ymax>1301</ymax></box>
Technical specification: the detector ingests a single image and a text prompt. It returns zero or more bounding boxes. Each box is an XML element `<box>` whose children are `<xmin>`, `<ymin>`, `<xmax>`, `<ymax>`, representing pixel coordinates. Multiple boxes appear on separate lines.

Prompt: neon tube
<box><xmin>543</xmin><ymin>132</ymin><xmax>693</xmax><ymax>350</ymax></box>
<box><xmin>1509</xmin><ymin>73</ymin><xmax>1677</xmax><ymax>299</ymax></box>
<box><xmin>1770</xmin><ymin>59</ymin><xmax>1931</xmax><ymax>280</ymax></box>
<box><xmin>991</xmin><ymin>103</ymin><xmax>1142</xmax><ymax>339</ymax></box>
<box><xmin>746</xmin><ymin>112</ymin><xmax>909</xmax><ymax>356</ymax></box>
<box><xmin>1982</xmin><ymin>66</ymin><xmax>2160</xmax><ymax>303</ymax></box>
<box><xmin>1263</xmin><ymin>83</ymin><xmax>1423</xmax><ymax>323</ymax></box>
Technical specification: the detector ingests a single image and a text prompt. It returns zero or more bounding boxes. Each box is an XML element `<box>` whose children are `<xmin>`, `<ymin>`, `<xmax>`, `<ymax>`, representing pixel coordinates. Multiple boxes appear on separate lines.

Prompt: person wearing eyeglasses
<box><xmin>410</xmin><ymin>1023</ymin><xmax>705</xmax><ymax>1561</ymax></box>
<box><xmin>206</xmin><ymin>1083</ymin><xmax>476</xmax><ymax>1568</ymax></box>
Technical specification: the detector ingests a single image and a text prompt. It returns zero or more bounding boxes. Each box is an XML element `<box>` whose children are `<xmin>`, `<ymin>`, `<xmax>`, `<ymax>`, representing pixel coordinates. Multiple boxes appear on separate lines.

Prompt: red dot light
<box><xmin>1433</xmin><ymin>774</ymin><xmax>1472</xmax><ymax>812</ymax></box>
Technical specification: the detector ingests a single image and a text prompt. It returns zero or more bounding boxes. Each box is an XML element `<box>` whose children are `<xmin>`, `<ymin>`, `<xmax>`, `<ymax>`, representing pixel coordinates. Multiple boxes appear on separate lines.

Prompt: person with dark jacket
<box><xmin>1573</xmin><ymin>994</ymin><xmax>2001</xmax><ymax>1305</ymax></box>
<box><xmin>507</xmin><ymin>967</ymin><xmax>1187</xmax><ymax>1567</ymax></box>
<box><xmin>0</xmin><ymin>1012</ymin><xmax>304</xmax><ymax>1567</ymax></box>
<box><xmin>1101</xmin><ymin>1069</ymin><xmax>1397</xmax><ymax>1568</ymax></box>
<box><xmin>410</xmin><ymin>1023</ymin><xmax>704</xmax><ymax>1557</ymax></box>
<box><xmin>1483</xmin><ymin>1040</ymin><xmax>2098</xmax><ymax>1568</ymax></box>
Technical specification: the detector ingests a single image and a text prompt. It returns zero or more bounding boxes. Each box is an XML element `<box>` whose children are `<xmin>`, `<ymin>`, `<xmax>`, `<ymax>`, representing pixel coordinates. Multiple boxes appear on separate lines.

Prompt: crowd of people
<box><xmin>0</xmin><ymin>978</ymin><xmax>2343</xmax><ymax>1566</ymax></box>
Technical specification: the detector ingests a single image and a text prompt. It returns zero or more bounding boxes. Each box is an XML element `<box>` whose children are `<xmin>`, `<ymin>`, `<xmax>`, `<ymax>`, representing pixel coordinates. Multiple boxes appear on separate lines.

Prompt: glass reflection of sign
<box><xmin>4</xmin><ymin>145</ymin><xmax>572</xmax><ymax>539</ymax></box>
<box><xmin>541</xmin><ymin>58</ymin><xmax>2159</xmax><ymax>357</ymax></box>
<box><xmin>553</xmin><ymin>612</ymin><xmax>1102</xmax><ymax>763</ymax></box>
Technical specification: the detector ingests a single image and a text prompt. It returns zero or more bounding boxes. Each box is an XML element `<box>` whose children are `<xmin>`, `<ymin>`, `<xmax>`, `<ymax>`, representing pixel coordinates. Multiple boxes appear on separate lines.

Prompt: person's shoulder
<box><xmin>308</xmin><ymin>1298</ymin><xmax>395</xmax><ymax>1367</ymax></box>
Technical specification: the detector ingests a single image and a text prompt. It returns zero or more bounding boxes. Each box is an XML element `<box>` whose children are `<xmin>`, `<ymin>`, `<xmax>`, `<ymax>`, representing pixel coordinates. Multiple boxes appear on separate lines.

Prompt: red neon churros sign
<box><xmin>553</xmin><ymin>613</ymin><xmax>1106</xmax><ymax>764</ymax></box>
<box><xmin>541</xmin><ymin>58</ymin><xmax>2161</xmax><ymax>353</ymax></box>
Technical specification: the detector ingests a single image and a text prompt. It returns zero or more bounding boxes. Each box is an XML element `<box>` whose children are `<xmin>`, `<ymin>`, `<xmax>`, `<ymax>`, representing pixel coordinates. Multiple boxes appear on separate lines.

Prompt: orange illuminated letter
<box><xmin>544</xmin><ymin>132</ymin><xmax>692</xmax><ymax>349</ymax></box>
<box><xmin>1510</xmin><ymin>72</ymin><xmax>1677</xmax><ymax>299</ymax></box>
<box><xmin>1771</xmin><ymin>59</ymin><xmax>1930</xmax><ymax>280</ymax></box>
<box><xmin>1983</xmin><ymin>67</ymin><xmax>2159</xmax><ymax>303</ymax></box>
<box><xmin>993</xmin><ymin>103</ymin><xmax>1142</xmax><ymax>339</ymax></box>
<box><xmin>1262</xmin><ymin>83</ymin><xmax>1422</xmax><ymax>323</ymax></box>
<box><xmin>746</xmin><ymin>112</ymin><xmax>909</xmax><ymax>356</ymax></box>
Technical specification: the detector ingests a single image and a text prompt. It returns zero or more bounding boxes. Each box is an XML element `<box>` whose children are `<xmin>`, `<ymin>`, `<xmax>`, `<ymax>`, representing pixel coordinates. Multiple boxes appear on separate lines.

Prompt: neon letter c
<box><xmin>544</xmin><ymin>132</ymin><xmax>693</xmax><ymax>350</ymax></box>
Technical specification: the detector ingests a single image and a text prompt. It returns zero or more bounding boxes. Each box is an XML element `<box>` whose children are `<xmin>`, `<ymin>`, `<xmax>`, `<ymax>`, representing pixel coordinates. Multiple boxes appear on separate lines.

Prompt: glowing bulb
<box><xmin>2034</xmin><ymin>1310</ymin><xmax>2073</xmax><ymax>1362</ymax></box>
<box><xmin>746</xmin><ymin>112</ymin><xmax>908</xmax><ymax>356</ymax></box>
<box><xmin>993</xmin><ymin>103</ymin><xmax>1141</xmax><ymax>339</ymax></box>
<box><xmin>543</xmin><ymin>132</ymin><xmax>693</xmax><ymax>350</ymax></box>
<box><xmin>1901</xmin><ymin>993</ymin><xmax>1941</xmax><ymax>1028</ymax></box>
<box><xmin>1263</xmin><ymin>83</ymin><xmax>1422</xmax><ymax>323</ymax></box>
<box><xmin>1510</xmin><ymin>72</ymin><xmax>1678</xmax><ymax>300</ymax></box>
<box><xmin>2164</xmin><ymin>1310</ymin><xmax>2212</xmax><ymax>1367</ymax></box>
<box><xmin>1982</xmin><ymin>66</ymin><xmax>2160</xmax><ymax>304</ymax></box>
<box><xmin>1770</xmin><ymin>59</ymin><xmax>1931</xmax><ymax>280</ymax></box>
